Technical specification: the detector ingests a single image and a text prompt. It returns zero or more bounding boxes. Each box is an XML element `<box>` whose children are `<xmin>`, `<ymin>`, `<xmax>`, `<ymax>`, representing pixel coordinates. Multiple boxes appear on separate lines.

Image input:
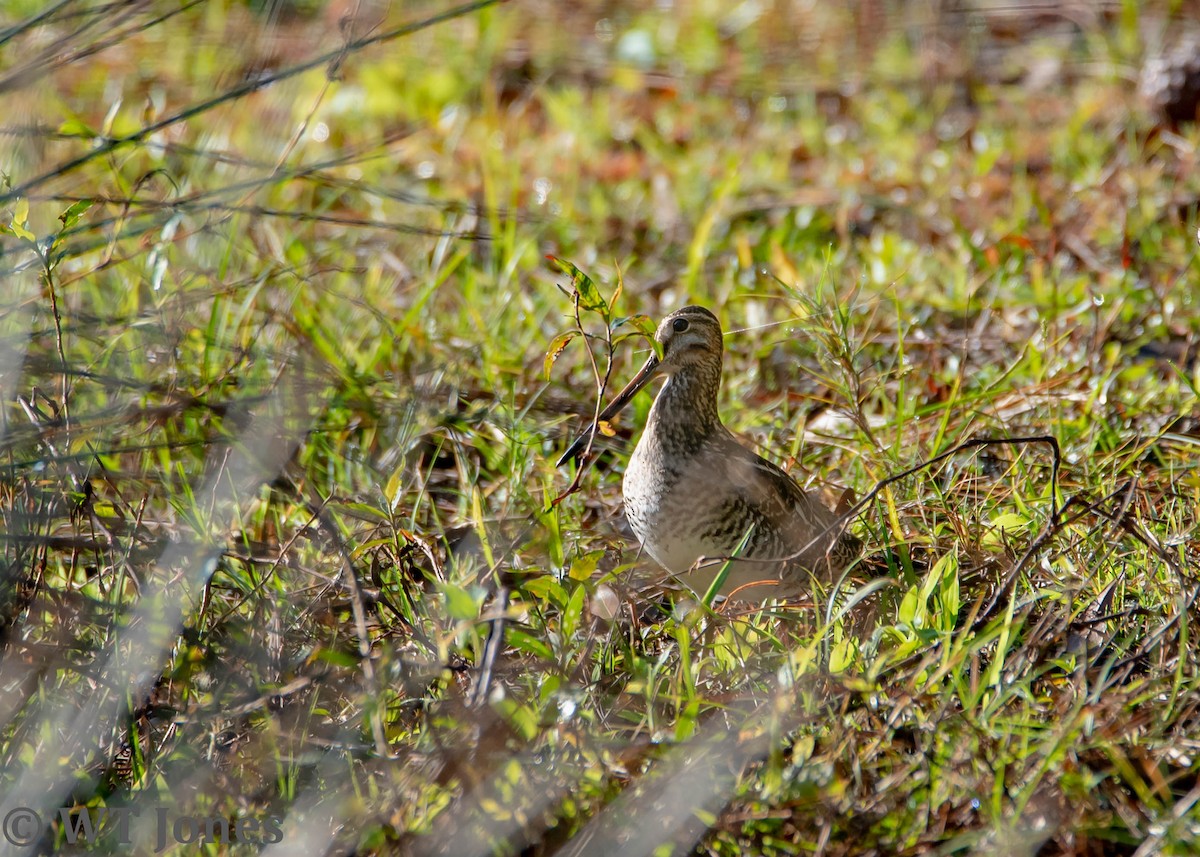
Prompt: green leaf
<box><xmin>574</xmin><ymin>273</ymin><xmax>606</xmax><ymax>314</ymax></box>
<box><xmin>313</xmin><ymin>647</ymin><xmax>358</xmax><ymax>668</ymax></box>
<box><xmin>57</xmin><ymin>118</ymin><xmax>95</xmax><ymax>138</ymax></box>
<box><xmin>935</xmin><ymin>552</ymin><xmax>960</xmax><ymax>632</ymax></box>
<box><xmin>897</xmin><ymin>584</ymin><xmax>920</xmax><ymax>627</ymax></box>
<box><xmin>494</xmin><ymin>698</ymin><xmax>539</xmax><ymax>742</ymax></box>
<box><xmin>440</xmin><ymin>582</ymin><xmax>480</xmax><ymax>621</ymax></box>
<box><xmin>615</xmin><ymin>314</ymin><xmax>655</xmax><ymax>337</ymax></box>
<box><xmin>543</xmin><ymin>331</ymin><xmax>576</xmax><ymax>380</ymax></box>
<box><xmin>522</xmin><ymin>575</ymin><xmax>567</xmax><ymax>608</ymax></box>
<box><xmin>989</xmin><ymin>512</ymin><xmax>1030</xmax><ymax>533</ymax></box>
<box><xmin>331</xmin><ymin>502</ymin><xmax>388</xmax><ymax>523</ymax></box>
<box><xmin>613</xmin><ymin>315</ymin><xmax>660</xmax><ymax>357</ymax></box>
<box><xmin>984</xmin><ymin>512</ymin><xmax>1031</xmax><ymax>547</ymax></box>
<box><xmin>549</xmin><ymin>256</ymin><xmax>607</xmax><ymax>315</ymax></box>
<box><xmin>829</xmin><ymin>637</ymin><xmax>857</xmax><ymax>673</ymax></box>
<box><xmin>561</xmin><ymin>580</ymin><xmax>586</xmax><ymax>640</ymax></box>
<box><xmin>58</xmin><ymin>199</ymin><xmax>94</xmax><ymax>231</ymax></box>
<box><xmin>508</xmin><ymin>628</ymin><xmax>553</xmax><ymax>660</ymax></box>
<box><xmin>538</xmin><ymin>673</ymin><xmax>562</xmax><ymax>703</ymax></box>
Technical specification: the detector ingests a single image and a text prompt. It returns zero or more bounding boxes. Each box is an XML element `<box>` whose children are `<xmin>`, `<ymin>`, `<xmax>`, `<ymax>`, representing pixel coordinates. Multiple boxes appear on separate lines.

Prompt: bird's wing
<box><xmin>717</xmin><ymin>435</ymin><xmax>858</xmax><ymax>567</ymax></box>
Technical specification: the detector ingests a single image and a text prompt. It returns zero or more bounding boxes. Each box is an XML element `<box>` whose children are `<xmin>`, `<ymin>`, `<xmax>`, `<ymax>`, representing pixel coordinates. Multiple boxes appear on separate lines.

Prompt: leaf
<box><xmin>440</xmin><ymin>582</ymin><xmax>480</xmax><ymax>621</ymax></box>
<box><xmin>508</xmin><ymin>628</ymin><xmax>553</xmax><ymax>660</ymax></box>
<box><xmin>561</xmin><ymin>579</ymin><xmax>586</xmax><ymax>640</ymax></box>
<box><xmin>9</xmin><ymin>222</ymin><xmax>35</xmax><ymax>242</ymax></box>
<box><xmin>897</xmin><ymin>585</ymin><xmax>920</xmax><ymax>627</ymax></box>
<box><xmin>543</xmin><ymin>331</ymin><xmax>576</xmax><ymax>380</ymax></box>
<box><xmin>769</xmin><ymin>239</ymin><xmax>799</xmax><ymax>286</ymax></box>
<box><xmin>829</xmin><ymin>637</ymin><xmax>857</xmax><ymax>673</ymax></box>
<box><xmin>568</xmin><ymin>549</ymin><xmax>603</xmax><ymax>581</ymax></box>
<box><xmin>983</xmin><ymin>512</ymin><xmax>1030</xmax><ymax>549</ymax></box>
<box><xmin>597</xmin><ymin>420</ymin><xmax>616</xmax><ymax>437</ymax></box>
<box><xmin>57</xmin><ymin>117</ymin><xmax>95</xmax><ymax>138</ymax></box>
<box><xmin>331</xmin><ymin>502</ymin><xmax>388</xmax><ymax>523</ymax></box>
<box><xmin>58</xmin><ymin>199</ymin><xmax>94</xmax><ymax>231</ymax></box>
<box><xmin>613</xmin><ymin>314</ymin><xmax>655</xmax><ymax>337</ymax></box>
<box><xmin>613</xmin><ymin>314</ymin><xmax>660</xmax><ymax>355</ymax></box>
<box><xmin>989</xmin><ymin>512</ymin><xmax>1030</xmax><ymax>532</ymax></box>
<box><xmin>9</xmin><ymin>198</ymin><xmax>34</xmax><ymax>242</ymax></box>
<box><xmin>312</xmin><ymin>647</ymin><xmax>358</xmax><ymax>668</ymax></box>
<box><xmin>548</xmin><ymin>256</ymin><xmax>606</xmax><ymax>315</ymax></box>
<box><xmin>522</xmin><ymin>575</ymin><xmax>567</xmax><ymax>608</ymax></box>
<box><xmin>383</xmin><ymin>464</ymin><xmax>406</xmax><ymax>512</ymax></box>
<box><xmin>610</xmin><ymin>262</ymin><xmax>624</xmax><ymax>312</ymax></box>
<box><xmin>574</xmin><ymin>273</ymin><xmax>606</xmax><ymax>314</ymax></box>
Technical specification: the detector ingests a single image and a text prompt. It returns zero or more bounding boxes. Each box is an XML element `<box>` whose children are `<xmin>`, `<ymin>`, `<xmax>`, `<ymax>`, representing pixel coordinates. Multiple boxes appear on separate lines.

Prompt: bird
<box><xmin>558</xmin><ymin>305</ymin><xmax>861</xmax><ymax>599</ymax></box>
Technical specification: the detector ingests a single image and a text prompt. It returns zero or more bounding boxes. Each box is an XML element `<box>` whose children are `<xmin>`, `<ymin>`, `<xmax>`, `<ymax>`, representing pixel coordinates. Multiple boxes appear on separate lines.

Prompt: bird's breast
<box><xmin>622</xmin><ymin>437</ymin><xmax>785</xmax><ymax>583</ymax></box>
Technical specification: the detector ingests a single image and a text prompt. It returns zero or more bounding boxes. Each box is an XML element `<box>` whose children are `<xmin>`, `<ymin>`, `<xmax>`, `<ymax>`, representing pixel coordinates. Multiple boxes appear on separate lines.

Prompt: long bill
<box><xmin>557</xmin><ymin>353</ymin><xmax>661</xmax><ymax>467</ymax></box>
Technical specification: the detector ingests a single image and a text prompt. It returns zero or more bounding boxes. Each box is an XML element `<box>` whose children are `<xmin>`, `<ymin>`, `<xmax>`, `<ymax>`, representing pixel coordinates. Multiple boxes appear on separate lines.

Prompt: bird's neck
<box><xmin>646</xmin><ymin>362</ymin><xmax>723</xmax><ymax>449</ymax></box>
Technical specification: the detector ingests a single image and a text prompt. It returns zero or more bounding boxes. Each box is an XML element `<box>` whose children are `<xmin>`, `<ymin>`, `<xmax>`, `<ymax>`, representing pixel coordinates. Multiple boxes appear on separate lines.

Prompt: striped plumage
<box><xmin>559</xmin><ymin>306</ymin><xmax>860</xmax><ymax>598</ymax></box>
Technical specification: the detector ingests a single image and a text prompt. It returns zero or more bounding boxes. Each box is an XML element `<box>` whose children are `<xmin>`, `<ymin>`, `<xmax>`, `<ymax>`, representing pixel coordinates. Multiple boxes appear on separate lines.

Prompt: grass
<box><xmin>1</xmin><ymin>0</ymin><xmax>1199</xmax><ymax>854</ymax></box>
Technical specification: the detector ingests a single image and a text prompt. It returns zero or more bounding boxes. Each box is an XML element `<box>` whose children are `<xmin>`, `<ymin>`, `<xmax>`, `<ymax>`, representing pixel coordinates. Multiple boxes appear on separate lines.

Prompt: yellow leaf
<box><xmin>735</xmin><ymin>232</ymin><xmax>753</xmax><ymax>270</ymax></box>
<box><xmin>543</xmin><ymin>331</ymin><xmax>576</xmax><ymax>380</ymax></box>
<box><xmin>9</xmin><ymin>198</ymin><xmax>34</xmax><ymax>242</ymax></box>
<box><xmin>568</xmin><ymin>550</ymin><xmax>603</xmax><ymax>581</ymax></box>
<box><xmin>769</xmin><ymin>239</ymin><xmax>799</xmax><ymax>287</ymax></box>
<box><xmin>610</xmin><ymin>263</ymin><xmax>624</xmax><ymax>312</ymax></box>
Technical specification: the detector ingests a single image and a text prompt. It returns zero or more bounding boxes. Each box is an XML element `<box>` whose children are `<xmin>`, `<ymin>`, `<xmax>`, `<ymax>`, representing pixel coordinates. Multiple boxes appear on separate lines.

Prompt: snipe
<box><xmin>559</xmin><ymin>306</ymin><xmax>860</xmax><ymax>598</ymax></box>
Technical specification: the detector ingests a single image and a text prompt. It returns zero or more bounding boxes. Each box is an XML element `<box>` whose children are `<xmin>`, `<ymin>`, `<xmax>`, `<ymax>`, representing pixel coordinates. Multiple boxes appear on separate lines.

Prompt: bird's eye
<box><xmin>672</xmin><ymin>318</ymin><xmax>689</xmax><ymax>333</ymax></box>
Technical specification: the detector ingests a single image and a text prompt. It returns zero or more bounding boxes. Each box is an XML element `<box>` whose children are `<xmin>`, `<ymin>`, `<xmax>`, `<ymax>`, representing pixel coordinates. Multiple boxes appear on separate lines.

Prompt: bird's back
<box><xmin>623</xmin><ymin>428</ymin><xmax>859</xmax><ymax>596</ymax></box>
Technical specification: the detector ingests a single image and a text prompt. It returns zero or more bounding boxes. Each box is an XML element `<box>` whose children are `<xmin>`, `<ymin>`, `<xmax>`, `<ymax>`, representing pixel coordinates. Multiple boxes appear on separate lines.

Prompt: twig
<box><xmin>551</xmin><ymin>293</ymin><xmax>619</xmax><ymax>505</ymax></box>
